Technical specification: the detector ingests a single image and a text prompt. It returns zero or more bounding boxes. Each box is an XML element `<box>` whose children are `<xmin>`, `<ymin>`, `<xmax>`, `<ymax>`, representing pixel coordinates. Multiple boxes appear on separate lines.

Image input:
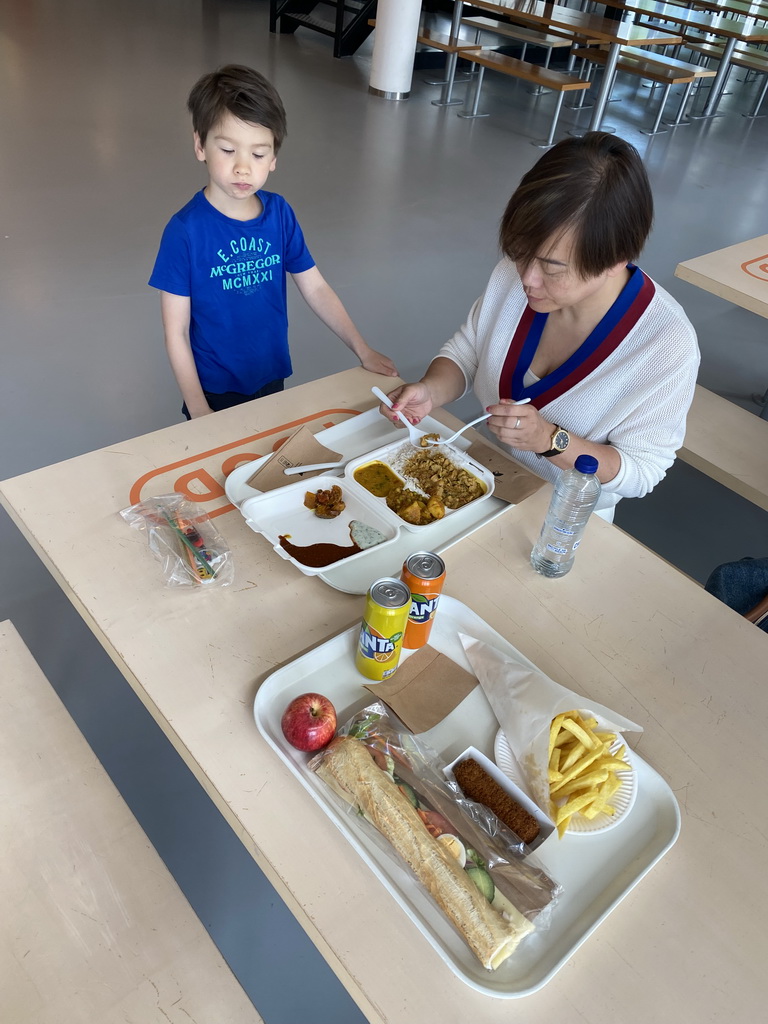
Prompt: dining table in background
<box><xmin>604</xmin><ymin>0</ymin><xmax>768</xmax><ymax>114</ymax></box>
<box><xmin>436</xmin><ymin>0</ymin><xmax>682</xmax><ymax>131</ymax></box>
<box><xmin>676</xmin><ymin>234</ymin><xmax>768</xmax><ymax>416</ymax></box>
<box><xmin>1</xmin><ymin>366</ymin><xmax>765</xmax><ymax>1022</ymax></box>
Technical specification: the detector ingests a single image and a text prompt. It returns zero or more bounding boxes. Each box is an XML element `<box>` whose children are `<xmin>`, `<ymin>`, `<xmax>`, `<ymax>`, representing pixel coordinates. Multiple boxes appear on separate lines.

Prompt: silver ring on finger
<box><xmin>514</xmin><ymin>417</ymin><xmax>521</xmax><ymax>430</ymax></box>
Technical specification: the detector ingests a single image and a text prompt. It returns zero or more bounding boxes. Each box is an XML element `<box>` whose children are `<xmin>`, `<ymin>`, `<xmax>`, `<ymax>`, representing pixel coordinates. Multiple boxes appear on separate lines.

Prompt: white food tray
<box><xmin>225</xmin><ymin>407</ymin><xmax>471</xmax><ymax>507</ymax></box>
<box><xmin>253</xmin><ymin>596</ymin><xmax>681</xmax><ymax>997</ymax></box>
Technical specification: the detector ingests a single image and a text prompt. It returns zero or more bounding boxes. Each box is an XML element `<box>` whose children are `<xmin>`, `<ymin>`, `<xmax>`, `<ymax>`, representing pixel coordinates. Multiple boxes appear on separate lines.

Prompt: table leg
<box><xmin>587</xmin><ymin>43</ymin><xmax>621</xmax><ymax>131</ymax></box>
<box><xmin>433</xmin><ymin>0</ymin><xmax>465</xmax><ymax>106</ymax></box>
<box><xmin>696</xmin><ymin>37</ymin><xmax>737</xmax><ymax>117</ymax></box>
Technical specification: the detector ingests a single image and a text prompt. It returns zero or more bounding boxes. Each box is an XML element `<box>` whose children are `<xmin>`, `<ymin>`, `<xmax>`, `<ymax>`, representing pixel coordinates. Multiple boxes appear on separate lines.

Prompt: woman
<box><xmin>383</xmin><ymin>133</ymin><xmax>699</xmax><ymax>518</ymax></box>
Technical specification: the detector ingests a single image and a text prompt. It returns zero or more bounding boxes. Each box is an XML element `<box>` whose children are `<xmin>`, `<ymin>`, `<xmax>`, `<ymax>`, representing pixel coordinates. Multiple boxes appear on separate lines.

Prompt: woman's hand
<box><xmin>378</xmin><ymin>382</ymin><xmax>435</xmax><ymax>427</ymax></box>
<box><xmin>486</xmin><ymin>399</ymin><xmax>553</xmax><ymax>453</ymax></box>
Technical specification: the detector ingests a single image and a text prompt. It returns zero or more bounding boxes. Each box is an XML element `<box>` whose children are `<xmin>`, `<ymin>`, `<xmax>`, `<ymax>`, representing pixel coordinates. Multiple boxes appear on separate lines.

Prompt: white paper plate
<box><xmin>494</xmin><ymin>729</ymin><xmax>638</xmax><ymax>835</ymax></box>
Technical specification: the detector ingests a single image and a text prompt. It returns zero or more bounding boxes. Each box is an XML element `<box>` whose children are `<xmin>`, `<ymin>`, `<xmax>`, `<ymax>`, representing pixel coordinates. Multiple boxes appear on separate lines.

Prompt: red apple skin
<box><xmin>281</xmin><ymin>693</ymin><xmax>337</xmax><ymax>752</ymax></box>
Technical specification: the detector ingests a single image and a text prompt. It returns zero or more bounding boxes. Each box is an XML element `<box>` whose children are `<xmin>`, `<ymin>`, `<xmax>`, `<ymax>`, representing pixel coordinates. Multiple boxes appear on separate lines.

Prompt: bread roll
<box><xmin>315</xmin><ymin>736</ymin><xmax>533</xmax><ymax>970</ymax></box>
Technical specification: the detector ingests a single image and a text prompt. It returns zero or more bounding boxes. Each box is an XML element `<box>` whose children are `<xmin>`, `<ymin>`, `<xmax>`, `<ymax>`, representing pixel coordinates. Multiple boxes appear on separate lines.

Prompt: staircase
<box><xmin>270</xmin><ymin>1</ymin><xmax>377</xmax><ymax>59</ymax></box>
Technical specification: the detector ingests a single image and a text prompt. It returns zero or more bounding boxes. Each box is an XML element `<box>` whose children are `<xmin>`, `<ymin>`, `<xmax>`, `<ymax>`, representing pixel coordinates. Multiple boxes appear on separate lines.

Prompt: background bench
<box><xmin>679</xmin><ymin>385</ymin><xmax>768</xmax><ymax>513</ymax></box>
<box><xmin>0</xmin><ymin>620</ymin><xmax>264</xmax><ymax>1024</ymax></box>
<box><xmin>459</xmin><ymin>47</ymin><xmax>590</xmax><ymax>147</ymax></box>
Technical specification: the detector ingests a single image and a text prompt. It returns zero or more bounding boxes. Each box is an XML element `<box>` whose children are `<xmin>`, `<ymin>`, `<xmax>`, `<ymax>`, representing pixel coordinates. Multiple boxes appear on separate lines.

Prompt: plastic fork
<box><xmin>423</xmin><ymin>397</ymin><xmax>531</xmax><ymax>446</ymax></box>
<box><xmin>371</xmin><ymin>386</ymin><xmax>426</xmax><ymax>445</ymax></box>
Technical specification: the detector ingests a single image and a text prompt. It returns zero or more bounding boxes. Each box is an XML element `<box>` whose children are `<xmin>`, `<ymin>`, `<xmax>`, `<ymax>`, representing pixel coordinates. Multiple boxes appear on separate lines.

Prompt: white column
<box><xmin>368</xmin><ymin>0</ymin><xmax>422</xmax><ymax>100</ymax></box>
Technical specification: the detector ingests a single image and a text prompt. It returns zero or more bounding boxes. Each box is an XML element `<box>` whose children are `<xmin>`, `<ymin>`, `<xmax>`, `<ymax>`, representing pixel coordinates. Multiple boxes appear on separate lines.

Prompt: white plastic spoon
<box><xmin>424</xmin><ymin>397</ymin><xmax>532</xmax><ymax>445</ymax></box>
<box><xmin>371</xmin><ymin>386</ymin><xmax>426</xmax><ymax>445</ymax></box>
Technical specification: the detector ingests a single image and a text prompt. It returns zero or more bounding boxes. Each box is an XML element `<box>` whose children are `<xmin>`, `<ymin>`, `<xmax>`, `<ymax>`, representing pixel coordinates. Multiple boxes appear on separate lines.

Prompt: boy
<box><xmin>149</xmin><ymin>65</ymin><xmax>397</xmax><ymax>419</ymax></box>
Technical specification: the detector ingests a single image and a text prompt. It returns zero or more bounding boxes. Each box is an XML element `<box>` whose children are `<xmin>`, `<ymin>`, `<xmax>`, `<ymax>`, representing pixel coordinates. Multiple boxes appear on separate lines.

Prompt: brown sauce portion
<box><xmin>353</xmin><ymin>461</ymin><xmax>400</xmax><ymax>497</ymax></box>
<box><xmin>278</xmin><ymin>535</ymin><xmax>361</xmax><ymax>568</ymax></box>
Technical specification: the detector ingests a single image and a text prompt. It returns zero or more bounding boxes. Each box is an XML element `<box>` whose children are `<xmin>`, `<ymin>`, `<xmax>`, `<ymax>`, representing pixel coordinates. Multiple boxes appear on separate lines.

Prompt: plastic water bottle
<box><xmin>531</xmin><ymin>455</ymin><xmax>602</xmax><ymax>578</ymax></box>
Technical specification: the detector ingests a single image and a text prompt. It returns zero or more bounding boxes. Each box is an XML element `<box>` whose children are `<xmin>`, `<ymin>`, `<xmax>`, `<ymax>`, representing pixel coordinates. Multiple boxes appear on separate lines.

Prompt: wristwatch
<box><xmin>537</xmin><ymin>424</ymin><xmax>570</xmax><ymax>458</ymax></box>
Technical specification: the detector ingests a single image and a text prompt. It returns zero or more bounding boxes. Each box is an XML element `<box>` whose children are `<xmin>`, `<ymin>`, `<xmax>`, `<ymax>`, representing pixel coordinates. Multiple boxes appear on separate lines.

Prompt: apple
<box><xmin>281</xmin><ymin>692</ymin><xmax>337</xmax><ymax>752</ymax></box>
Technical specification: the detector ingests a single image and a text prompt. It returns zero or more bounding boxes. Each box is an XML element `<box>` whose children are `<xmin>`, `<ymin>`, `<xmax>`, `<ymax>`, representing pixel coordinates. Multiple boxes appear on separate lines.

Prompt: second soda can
<box><xmin>401</xmin><ymin>551</ymin><xmax>447</xmax><ymax>649</ymax></box>
<box><xmin>355</xmin><ymin>577</ymin><xmax>411</xmax><ymax>681</ymax></box>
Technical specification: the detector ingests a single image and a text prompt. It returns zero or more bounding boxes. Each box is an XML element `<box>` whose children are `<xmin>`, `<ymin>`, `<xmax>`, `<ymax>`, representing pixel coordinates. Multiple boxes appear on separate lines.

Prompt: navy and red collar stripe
<box><xmin>499</xmin><ymin>265</ymin><xmax>655</xmax><ymax>409</ymax></box>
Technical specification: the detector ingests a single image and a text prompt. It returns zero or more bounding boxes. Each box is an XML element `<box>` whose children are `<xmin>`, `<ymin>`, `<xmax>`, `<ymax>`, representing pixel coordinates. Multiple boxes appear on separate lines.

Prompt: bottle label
<box><xmin>552</xmin><ymin>524</ymin><xmax>575</xmax><ymax>537</ymax></box>
<box><xmin>546</xmin><ymin>542</ymin><xmax>569</xmax><ymax>555</ymax></box>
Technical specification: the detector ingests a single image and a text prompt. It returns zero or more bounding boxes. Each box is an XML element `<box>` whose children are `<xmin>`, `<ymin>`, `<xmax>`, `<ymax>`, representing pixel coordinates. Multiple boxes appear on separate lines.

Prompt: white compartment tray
<box><xmin>225</xmin><ymin>407</ymin><xmax>472</xmax><ymax>508</ymax></box>
<box><xmin>240</xmin><ymin>474</ymin><xmax>400</xmax><ymax>576</ymax></box>
<box><xmin>230</xmin><ymin>407</ymin><xmax>510</xmax><ymax>593</ymax></box>
<box><xmin>253</xmin><ymin>596</ymin><xmax>681</xmax><ymax>997</ymax></box>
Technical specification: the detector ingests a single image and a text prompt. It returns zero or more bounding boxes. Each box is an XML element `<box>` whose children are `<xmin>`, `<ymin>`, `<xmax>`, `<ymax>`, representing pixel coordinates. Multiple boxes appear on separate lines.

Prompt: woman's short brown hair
<box><xmin>187</xmin><ymin>64</ymin><xmax>287</xmax><ymax>151</ymax></box>
<box><xmin>499</xmin><ymin>132</ymin><xmax>653</xmax><ymax>279</ymax></box>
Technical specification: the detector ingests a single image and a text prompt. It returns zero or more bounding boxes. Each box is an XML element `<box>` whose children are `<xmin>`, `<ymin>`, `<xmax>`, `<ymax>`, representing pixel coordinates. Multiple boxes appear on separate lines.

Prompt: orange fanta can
<box><xmin>355</xmin><ymin>577</ymin><xmax>411</xmax><ymax>681</ymax></box>
<box><xmin>401</xmin><ymin>551</ymin><xmax>447</xmax><ymax>649</ymax></box>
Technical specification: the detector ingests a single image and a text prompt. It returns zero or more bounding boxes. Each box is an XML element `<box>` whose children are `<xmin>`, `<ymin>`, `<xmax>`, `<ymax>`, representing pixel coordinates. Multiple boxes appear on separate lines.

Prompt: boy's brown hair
<box><xmin>499</xmin><ymin>132</ymin><xmax>653</xmax><ymax>278</ymax></box>
<box><xmin>187</xmin><ymin>64</ymin><xmax>287</xmax><ymax>151</ymax></box>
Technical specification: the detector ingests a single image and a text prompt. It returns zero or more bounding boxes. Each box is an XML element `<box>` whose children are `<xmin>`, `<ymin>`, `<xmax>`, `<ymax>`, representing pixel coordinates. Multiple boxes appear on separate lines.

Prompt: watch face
<box><xmin>554</xmin><ymin>429</ymin><xmax>569</xmax><ymax>451</ymax></box>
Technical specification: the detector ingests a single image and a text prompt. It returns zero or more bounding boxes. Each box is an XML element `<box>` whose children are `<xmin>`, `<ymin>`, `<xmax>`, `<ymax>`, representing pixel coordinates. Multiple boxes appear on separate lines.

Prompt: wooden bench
<box><xmin>414</xmin><ymin>25</ymin><xmax>482</xmax><ymax>56</ymax></box>
<box><xmin>0</xmin><ymin>620</ymin><xmax>264</xmax><ymax>1024</ymax></box>
<box><xmin>458</xmin><ymin>48</ymin><xmax>590</xmax><ymax>147</ymax></box>
<box><xmin>679</xmin><ymin>385</ymin><xmax>768</xmax><ymax>513</ymax></box>
<box><xmin>573</xmin><ymin>45</ymin><xmax>716</xmax><ymax>132</ymax></box>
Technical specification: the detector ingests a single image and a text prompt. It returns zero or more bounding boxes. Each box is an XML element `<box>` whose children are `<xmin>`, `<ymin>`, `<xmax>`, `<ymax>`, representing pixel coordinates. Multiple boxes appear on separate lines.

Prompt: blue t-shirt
<box><xmin>149</xmin><ymin>190</ymin><xmax>315</xmax><ymax>394</ymax></box>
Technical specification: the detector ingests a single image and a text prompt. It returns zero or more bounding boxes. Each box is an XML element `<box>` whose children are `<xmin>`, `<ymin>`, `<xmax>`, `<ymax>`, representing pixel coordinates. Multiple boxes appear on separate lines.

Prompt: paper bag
<box><xmin>246</xmin><ymin>424</ymin><xmax>343</xmax><ymax>492</ymax></box>
<box><xmin>465</xmin><ymin>439</ymin><xmax>544</xmax><ymax>505</ymax></box>
<box><xmin>363</xmin><ymin>645</ymin><xmax>477</xmax><ymax>733</ymax></box>
<box><xmin>459</xmin><ymin>634</ymin><xmax>642</xmax><ymax>811</ymax></box>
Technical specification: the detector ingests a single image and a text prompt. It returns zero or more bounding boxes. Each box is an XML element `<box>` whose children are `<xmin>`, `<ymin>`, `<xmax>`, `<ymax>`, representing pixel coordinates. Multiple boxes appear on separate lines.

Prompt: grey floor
<box><xmin>1</xmin><ymin>2</ymin><xmax>766</xmax><ymax>1022</ymax></box>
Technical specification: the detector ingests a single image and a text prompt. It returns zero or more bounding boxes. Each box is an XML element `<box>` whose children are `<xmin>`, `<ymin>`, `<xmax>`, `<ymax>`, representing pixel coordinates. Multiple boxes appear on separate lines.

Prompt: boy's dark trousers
<box><xmin>182</xmin><ymin>378</ymin><xmax>284</xmax><ymax>420</ymax></box>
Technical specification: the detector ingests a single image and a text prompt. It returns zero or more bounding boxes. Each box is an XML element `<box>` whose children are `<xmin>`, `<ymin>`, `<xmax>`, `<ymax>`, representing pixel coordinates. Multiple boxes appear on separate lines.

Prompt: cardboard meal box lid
<box><xmin>246</xmin><ymin>424</ymin><xmax>343</xmax><ymax>492</ymax></box>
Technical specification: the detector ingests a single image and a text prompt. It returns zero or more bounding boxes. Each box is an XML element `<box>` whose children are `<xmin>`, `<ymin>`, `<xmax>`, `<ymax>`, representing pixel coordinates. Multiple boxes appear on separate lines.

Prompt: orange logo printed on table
<box><xmin>741</xmin><ymin>255</ymin><xmax>768</xmax><ymax>282</ymax></box>
<box><xmin>128</xmin><ymin>409</ymin><xmax>361</xmax><ymax>519</ymax></box>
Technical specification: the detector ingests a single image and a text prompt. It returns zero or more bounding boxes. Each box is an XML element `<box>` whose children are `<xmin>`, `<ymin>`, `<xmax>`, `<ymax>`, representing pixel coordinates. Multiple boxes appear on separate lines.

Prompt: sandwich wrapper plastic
<box><xmin>459</xmin><ymin>634</ymin><xmax>643</xmax><ymax>814</ymax></box>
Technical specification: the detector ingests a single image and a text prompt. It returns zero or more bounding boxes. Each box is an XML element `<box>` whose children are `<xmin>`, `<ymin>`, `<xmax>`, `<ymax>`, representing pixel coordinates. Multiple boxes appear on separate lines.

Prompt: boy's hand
<box><xmin>359</xmin><ymin>347</ymin><xmax>398</xmax><ymax>377</ymax></box>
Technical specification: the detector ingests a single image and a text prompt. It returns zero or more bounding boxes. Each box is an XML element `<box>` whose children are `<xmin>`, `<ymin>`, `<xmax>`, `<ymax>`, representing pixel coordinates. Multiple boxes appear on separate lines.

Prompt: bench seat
<box><xmin>459</xmin><ymin>47</ymin><xmax>590</xmax><ymax>147</ymax></box>
<box><xmin>679</xmin><ymin>386</ymin><xmax>768</xmax><ymax>513</ymax></box>
<box><xmin>0</xmin><ymin>620</ymin><xmax>264</xmax><ymax>1024</ymax></box>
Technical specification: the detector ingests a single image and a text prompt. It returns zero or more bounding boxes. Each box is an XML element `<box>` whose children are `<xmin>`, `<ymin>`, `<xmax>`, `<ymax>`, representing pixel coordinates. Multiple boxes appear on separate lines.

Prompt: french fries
<box><xmin>548</xmin><ymin>711</ymin><xmax>630</xmax><ymax>837</ymax></box>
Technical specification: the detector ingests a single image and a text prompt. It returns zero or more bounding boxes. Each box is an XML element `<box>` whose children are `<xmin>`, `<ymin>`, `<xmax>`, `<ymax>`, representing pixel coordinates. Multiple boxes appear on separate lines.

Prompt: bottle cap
<box><xmin>574</xmin><ymin>455</ymin><xmax>598</xmax><ymax>474</ymax></box>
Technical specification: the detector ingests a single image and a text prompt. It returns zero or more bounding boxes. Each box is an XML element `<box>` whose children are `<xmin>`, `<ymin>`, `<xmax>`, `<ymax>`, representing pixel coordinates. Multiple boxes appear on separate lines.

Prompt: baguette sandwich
<box><xmin>315</xmin><ymin>736</ymin><xmax>534</xmax><ymax>970</ymax></box>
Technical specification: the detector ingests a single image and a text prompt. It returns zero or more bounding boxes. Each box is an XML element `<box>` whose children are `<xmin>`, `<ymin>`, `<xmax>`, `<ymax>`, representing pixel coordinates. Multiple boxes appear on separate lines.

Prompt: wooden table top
<box><xmin>614</xmin><ymin>0</ymin><xmax>768</xmax><ymax>39</ymax></box>
<box><xmin>675</xmin><ymin>233</ymin><xmax>768</xmax><ymax>318</ymax></box>
<box><xmin>1</xmin><ymin>367</ymin><xmax>765</xmax><ymax>1023</ymax></box>
<box><xmin>463</xmin><ymin>0</ymin><xmax>683</xmax><ymax>45</ymax></box>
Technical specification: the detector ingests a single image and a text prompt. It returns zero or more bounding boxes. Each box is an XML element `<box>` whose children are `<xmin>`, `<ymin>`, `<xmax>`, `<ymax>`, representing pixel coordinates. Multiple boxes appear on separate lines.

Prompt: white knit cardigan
<box><xmin>438</xmin><ymin>259</ymin><xmax>700</xmax><ymax>513</ymax></box>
